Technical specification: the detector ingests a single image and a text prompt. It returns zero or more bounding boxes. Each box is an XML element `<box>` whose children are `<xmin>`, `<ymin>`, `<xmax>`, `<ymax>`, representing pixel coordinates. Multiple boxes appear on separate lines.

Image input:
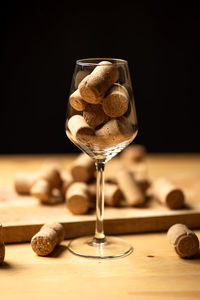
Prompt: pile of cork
<box><xmin>67</xmin><ymin>61</ymin><xmax>136</xmax><ymax>148</ymax></box>
<box><xmin>0</xmin><ymin>146</ymin><xmax>198</xmax><ymax>261</ymax></box>
<box><xmin>14</xmin><ymin>144</ymin><xmax>185</xmax><ymax>215</ymax></box>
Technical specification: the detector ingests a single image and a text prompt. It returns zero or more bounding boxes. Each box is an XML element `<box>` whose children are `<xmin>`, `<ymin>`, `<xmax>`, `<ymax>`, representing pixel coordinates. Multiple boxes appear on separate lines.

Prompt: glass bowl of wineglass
<box><xmin>65</xmin><ymin>58</ymin><xmax>138</xmax><ymax>259</ymax></box>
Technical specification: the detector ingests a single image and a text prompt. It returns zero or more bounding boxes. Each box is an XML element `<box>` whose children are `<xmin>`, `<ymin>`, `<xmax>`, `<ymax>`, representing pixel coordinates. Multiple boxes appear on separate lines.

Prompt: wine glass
<box><xmin>65</xmin><ymin>58</ymin><xmax>138</xmax><ymax>258</ymax></box>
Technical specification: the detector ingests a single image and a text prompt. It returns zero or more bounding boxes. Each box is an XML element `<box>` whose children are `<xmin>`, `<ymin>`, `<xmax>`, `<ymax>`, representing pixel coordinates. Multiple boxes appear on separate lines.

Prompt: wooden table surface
<box><xmin>1</xmin><ymin>154</ymin><xmax>200</xmax><ymax>300</ymax></box>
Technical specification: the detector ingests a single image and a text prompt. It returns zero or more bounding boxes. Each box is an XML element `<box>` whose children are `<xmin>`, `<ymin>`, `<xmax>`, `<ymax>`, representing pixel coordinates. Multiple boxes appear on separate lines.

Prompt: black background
<box><xmin>1</xmin><ymin>0</ymin><xmax>199</xmax><ymax>154</ymax></box>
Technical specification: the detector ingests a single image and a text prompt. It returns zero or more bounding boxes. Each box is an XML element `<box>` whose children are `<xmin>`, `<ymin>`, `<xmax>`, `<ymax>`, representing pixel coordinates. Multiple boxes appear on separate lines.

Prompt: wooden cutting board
<box><xmin>0</xmin><ymin>154</ymin><xmax>200</xmax><ymax>243</ymax></box>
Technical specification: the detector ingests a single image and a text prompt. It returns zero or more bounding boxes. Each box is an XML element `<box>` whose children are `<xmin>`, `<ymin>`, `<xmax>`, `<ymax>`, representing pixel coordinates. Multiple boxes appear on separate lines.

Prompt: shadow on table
<box><xmin>0</xmin><ymin>261</ymin><xmax>15</xmax><ymax>269</ymax></box>
<box><xmin>183</xmin><ymin>250</ymin><xmax>200</xmax><ymax>263</ymax></box>
<box><xmin>48</xmin><ymin>244</ymin><xmax>68</xmax><ymax>258</ymax></box>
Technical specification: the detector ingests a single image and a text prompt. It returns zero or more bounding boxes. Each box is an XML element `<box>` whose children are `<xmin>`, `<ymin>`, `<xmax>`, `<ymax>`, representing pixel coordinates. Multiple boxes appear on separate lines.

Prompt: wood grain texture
<box><xmin>1</xmin><ymin>232</ymin><xmax>200</xmax><ymax>300</ymax></box>
<box><xmin>1</xmin><ymin>154</ymin><xmax>200</xmax><ymax>243</ymax></box>
<box><xmin>0</xmin><ymin>155</ymin><xmax>200</xmax><ymax>300</ymax></box>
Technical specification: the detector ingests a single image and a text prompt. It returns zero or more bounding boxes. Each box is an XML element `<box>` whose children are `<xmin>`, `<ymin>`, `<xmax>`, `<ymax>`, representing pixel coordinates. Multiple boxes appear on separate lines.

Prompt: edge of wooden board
<box><xmin>3</xmin><ymin>210</ymin><xmax>200</xmax><ymax>243</ymax></box>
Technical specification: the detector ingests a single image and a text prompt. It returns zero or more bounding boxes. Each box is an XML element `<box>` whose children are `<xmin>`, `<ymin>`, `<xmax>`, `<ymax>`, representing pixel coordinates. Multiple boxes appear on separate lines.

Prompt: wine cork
<box><xmin>14</xmin><ymin>172</ymin><xmax>38</xmax><ymax>194</ymax></box>
<box><xmin>152</xmin><ymin>178</ymin><xmax>185</xmax><ymax>209</ymax></box>
<box><xmin>67</xmin><ymin>115</ymin><xmax>94</xmax><ymax>144</ymax></box>
<box><xmin>41</xmin><ymin>222</ymin><xmax>65</xmax><ymax>243</ymax></box>
<box><xmin>69</xmin><ymin>89</ymin><xmax>87</xmax><ymax>111</ymax></box>
<box><xmin>66</xmin><ymin>182</ymin><xmax>91</xmax><ymax>214</ymax></box>
<box><xmin>107</xmin><ymin>159</ymin><xmax>150</xmax><ymax>193</ymax></box>
<box><xmin>30</xmin><ymin>179</ymin><xmax>52</xmax><ymax>203</ymax></box>
<box><xmin>110</xmin><ymin>156</ymin><xmax>147</xmax><ymax>178</ymax></box>
<box><xmin>31</xmin><ymin>222</ymin><xmax>65</xmax><ymax>256</ymax></box>
<box><xmin>102</xmin><ymin>84</ymin><xmax>129</xmax><ymax>117</ymax></box>
<box><xmin>134</xmin><ymin>174</ymin><xmax>151</xmax><ymax>194</ymax></box>
<box><xmin>61</xmin><ymin>171</ymin><xmax>74</xmax><ymax>195</ymax></box>
<box><xmin>79</xmin><ymin>61</ymin><xmax>119</xmax><ymax>104</ymax></box>
<box><xmin>128</xmin><ymin>162</ymin><xmax>148</xmax><ymax>177</ymax></box>
<box><xmin>121</xmin><ymin>144</ymin><xmax>146</xmax><ymax>163</ymax></box>
<box><xmin>83</xmin><ymin>103</ymin><xmax>107</xmax><ymax>128</ymax></box>
<box><xmin>75</xmin><ymin>70</ymin><xmax>90</xmax><ymax>89</ymax></box>
<box><xmin>70</xmin><ymin>153</ymin><xmax>95</xmax><ymax>182</ymax></box>
<box><xmin>88</xmin><ymin>182</ymin><xmax>122</xmax><ymax>207</ymax></box>
<box><xmin>127</xmin><ymin>162</ymin><xmax>150</xmax><ymax>193</ymax></box>
<box><xmin>49</xmin><ymin>188</ymin><xmax>65</xmax><ymax>204</ymax></box>
<box><xmin>104</xmin><ymin>183</ymin><xmax>123</xmax><ymax>206</ymax></box>
<box><xmin>95</xmin><ymin>117</ymin><xmax>134</xmax><ymax>148</ymax></box>
<box><xmin>0</xmin><ymin>224</ymin><xmax>5</xmax><ymax>263</ymax></box>
<box><xmin>40</xmin><ymin>164</ymin><xmax>62</xmax><ymax>189</ymax></box>
<box><xmin>167</xmin><ymin>224</ymin><xmax>199</xmax><ymax>258</ymax></box>
<box><xmin>115</xmin><ymin>169</ymin><xmax>146</xmax><ymax>206</ymax></box>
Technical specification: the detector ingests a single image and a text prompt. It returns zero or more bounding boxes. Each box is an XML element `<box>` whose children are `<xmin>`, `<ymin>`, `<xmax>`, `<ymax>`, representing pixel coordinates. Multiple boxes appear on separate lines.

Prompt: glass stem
<box><xmin>93</xmin><ymin>161</ymin><xmax>106</xmax><ymax>244</ymax></box>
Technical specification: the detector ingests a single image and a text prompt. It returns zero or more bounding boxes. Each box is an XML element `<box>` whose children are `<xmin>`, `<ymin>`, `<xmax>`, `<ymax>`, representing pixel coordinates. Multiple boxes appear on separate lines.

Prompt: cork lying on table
<box><xmin>128</xmin><ymin>161</ymin><xmax>148</xmax><ymax>178</ymax></box>
<box><xmin>121</xmin><ymin>144</ymin><xmax>147</xmax><ymax>163</ymax></box>
<box><xmin>61</xmin><ymin>171</ymin><xmax>74</xmax><ymax>195</ymax></box>
<box><xmin>124</xmin><ymin>158</ymin><xmax>150</xmax><ymax>194</ymax></box>
<box><xmin>14</xmin><ymin>172</ymin><xmax>38</xmax><ymax>194</ymax></box>
<box><xmin>0</xmin><ymin>224</ymin><xmax>5</xmax><ymax>263</ymax></box>
<box><xmin>115</xmin><ymin>169</ymin><xmax>146</xmax><ymax>206</ymax></box>
<box><xmin>134</xmin><ymin>174</ymin><xmax>151</xmax><ymax>194</ymax></box>
<box><xmin>31</xmin><ymin>222</ymin><xmax>65</xmax><ymax>256</ymax></box>
<box><xmin>167</xmin><ymin>224</ymin><xmax>199</xmax><ymax>258</ymax></box>
<box><xmin>65</xmin><ymin>182</ymin><xmax>91</xmax><ymax>215</ymax></box>
<box><xmin>40</xmin><ymin>164</ymin><xmax>62</xmax><ymax>189</ymax></box>
<box><xmin>88</xmin><ymin>182</ymin><xmax>122</xmax><ymax>207</ymax></box>
<box><xmin>30</xmin><ymin>179</ymin><xmax>52</xmax><ymax>203</ymax></box>
<box><xmin>14</xmin><ymin>164</ymin><xmax>62</xmax><ymax>197</ymax></box>
<box><xmin>41</xmin><ymin>222</ymin><xmax>65</xmax><ymax>244</ymax></box>
<box><xmin>107</xmin><ymin>154</ymin><xmax>150</xmax><ymax>195</ymax></box>
<box><xmin>152</xmin><ymin>178</ymin><xmax>185</xmax><ymax>209</ymax></box>
<box><xmin>70</xmin><ymin>153</ymin><xmax>95</xmax><ymax>182</ymax></box>
<box><xmin>16</xmin><ymin>164</ymin><xmax>65</xmax><ymax>204</ymax></box>
<box><xmin>78</xmin><ymin>61</ymin><xmax>119</xmax><ymax>104</ymax></box>
<box><xmin>103</xmin><ymin>182</ymin><xmax>123</xmax><ymax>207</ymax></box>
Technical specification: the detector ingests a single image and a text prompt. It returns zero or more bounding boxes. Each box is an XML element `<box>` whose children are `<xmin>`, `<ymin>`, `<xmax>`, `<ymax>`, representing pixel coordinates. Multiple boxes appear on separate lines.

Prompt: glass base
<box><xmin>68</xmin><ymin>236</ymin><xmax>133</xmax><ymax>259</ymax></box>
